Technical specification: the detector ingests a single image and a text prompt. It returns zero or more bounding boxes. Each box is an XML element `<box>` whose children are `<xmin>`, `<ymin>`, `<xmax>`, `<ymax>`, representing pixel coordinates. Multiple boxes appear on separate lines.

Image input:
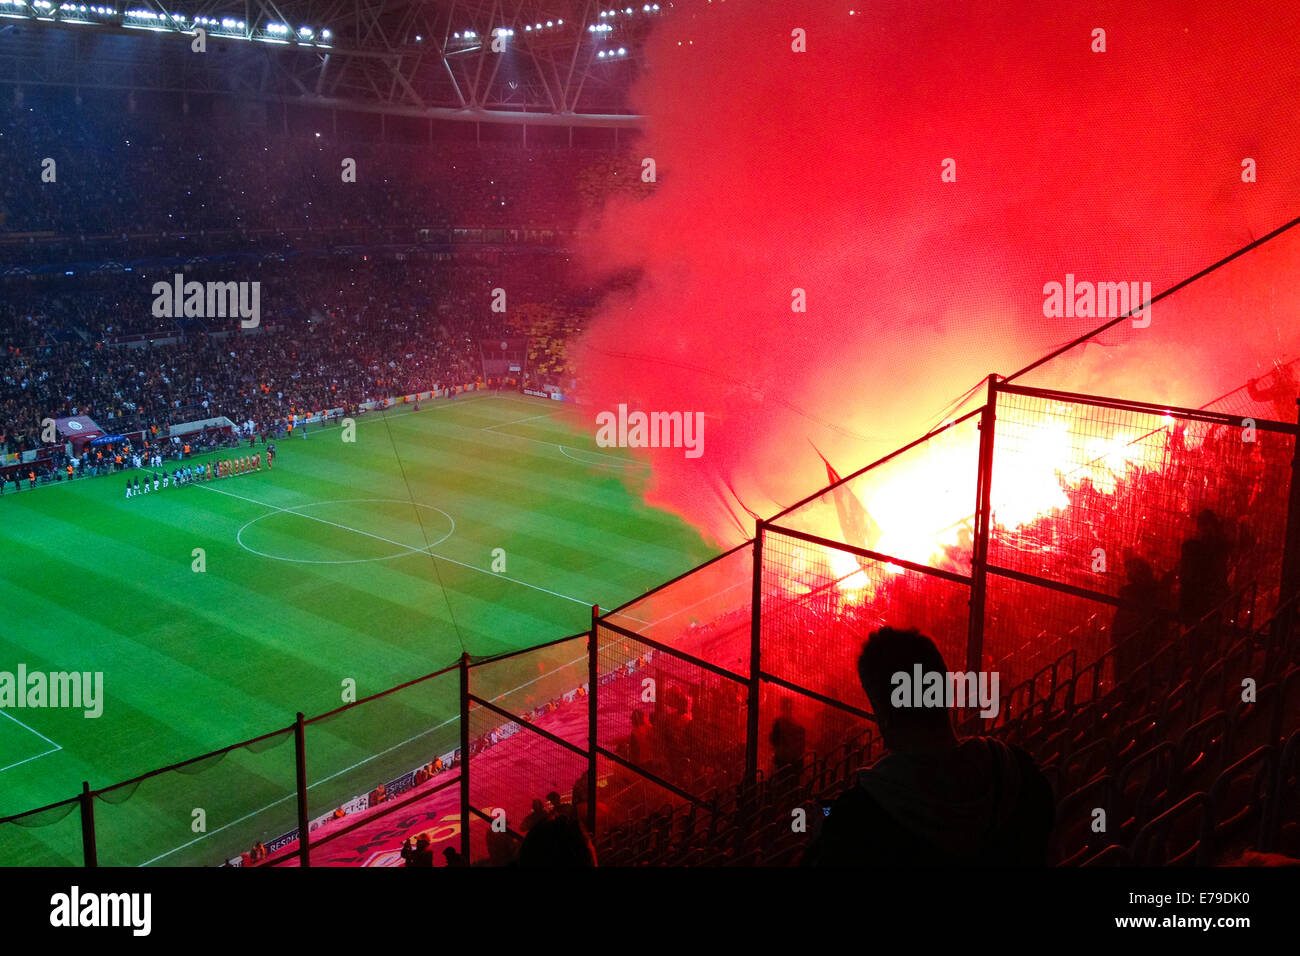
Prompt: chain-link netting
<box><xmin>981</xmin><ymin>571</ymin><xmax>1104</xmax><ymax>698</ymax></box>
<box><xmin>772</xmin><ymin>415</ymin><xmax>981</xmax><ymax>575</ymax></box>
<box><xmin>595</xmin><ymin>622</ymin><xmax>747</xmax><ymax>801</ymax></box>
<box><xmin>301</xmin><ymin>669</ymin><xmax>460</xmax><ymax>862</ymax></box>
<box><xmin>760</xmin><ymin>527</ymin><xmax>971</xmax><ymax>704</ymax></box>
<box><xmin>0</xmin><ymin>797</ymin><xmax>83</xmax><ymax>866</ymax></box>
<box><xmin>1202</xmin><ymin>357</ymin><xmax>1300</xmax><ymax>423</ymax></box>
<box><xmin>465</xmin><ymin>698</ymin><xmax>587</xmax><ymax>861</ymax></box>
<box><xmin>593</xmin><ymin>755</ymin><xmax>705</xmax><ymax>866</ymax></box>
<box><xmin>603</xmin><ymin>543</ymin><xmax>754</xmax><ymax>673</ymax></box>
<box><xmin>91</xmin><ymin>726</ymin><xmax>295</xmax><ymax>867</ymax></box>
<box><xmin>757</xmin><ymin>678</ymin><xmax>876</xmax><ymax>807</ymax></box>
<box><xmin>469</xmin><ymin>635</ymin><xmax>589</xmax><ymax>748</ymax></box>
<box><xmin>991</xmin><ymin>388</ymin><xmax>1296</xmax><ymax>626</ymax></box>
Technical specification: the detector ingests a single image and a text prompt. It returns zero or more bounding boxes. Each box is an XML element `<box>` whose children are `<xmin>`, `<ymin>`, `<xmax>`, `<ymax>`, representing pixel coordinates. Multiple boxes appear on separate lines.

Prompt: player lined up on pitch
<box><xmin>125</xmin><ymin>445</ymin><xmax>274</xmax><ymax>498</ymax></box>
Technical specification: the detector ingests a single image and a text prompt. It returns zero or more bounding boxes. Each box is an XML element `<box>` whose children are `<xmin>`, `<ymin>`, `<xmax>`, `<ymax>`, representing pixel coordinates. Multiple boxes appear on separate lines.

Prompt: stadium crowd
<box><xmin>0</xmin><ymin>94</ymin><xmax>650</xmax><ymax>483</ymax></box>
<box><xmin>1</xmin><ymin>252</ymin><xmax>593</xmax><ymax>479</ymax></box>
<box><xmin>0</xmin><ymin>96</ymin><xmax>649</xmax><ymax>265</ymax></box>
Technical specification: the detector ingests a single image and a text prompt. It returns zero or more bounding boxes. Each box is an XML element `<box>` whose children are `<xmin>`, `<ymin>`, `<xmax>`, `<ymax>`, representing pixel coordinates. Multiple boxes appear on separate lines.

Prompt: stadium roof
<box><xmin>0</xmin><ymin>0</ymin><xmax>664</xmax><ymax>125</ymax></box>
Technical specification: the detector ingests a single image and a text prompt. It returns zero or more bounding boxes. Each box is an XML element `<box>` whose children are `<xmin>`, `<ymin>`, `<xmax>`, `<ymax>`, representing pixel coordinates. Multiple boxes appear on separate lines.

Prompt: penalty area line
<box><xmin>0</xmin><ymin>709</ymin><xmax>63</xmax><ymax>775</ymax></box>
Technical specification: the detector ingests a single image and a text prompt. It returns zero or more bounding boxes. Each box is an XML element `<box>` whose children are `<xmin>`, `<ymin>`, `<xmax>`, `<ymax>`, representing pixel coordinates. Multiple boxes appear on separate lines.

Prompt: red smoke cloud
<box><xmin>572</xmin><ymin>0</ymin><xmax>1300</xmax><ymax>547</ymax></box>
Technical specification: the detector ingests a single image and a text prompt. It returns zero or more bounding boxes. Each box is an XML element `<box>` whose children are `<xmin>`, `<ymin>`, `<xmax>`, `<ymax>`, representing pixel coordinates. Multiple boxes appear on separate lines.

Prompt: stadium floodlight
<box><xmin>546</xmin><ymin>19</ymin><xmax>553</xmax><ymax>26</ymax></box>
<box><xmin>597</xmin><ymin>50</ymin><xmax>605</xmax><ymax>57</ymax></box>
<box><xmin>618</xmin><ymin>46</ymin><xmax>626</xmax><ymax>54</ymax></box>
<box><xmin>321</xmin><ymin>29</ymin><xmax>330</xmax><ymax>39</ymax></box>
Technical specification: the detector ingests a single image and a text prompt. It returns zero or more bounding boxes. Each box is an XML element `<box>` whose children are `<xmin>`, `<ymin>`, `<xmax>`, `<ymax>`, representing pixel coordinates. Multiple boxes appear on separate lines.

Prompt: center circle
<box><xmin>237</xmin><ymin>499</ymin><xmax>456</xmax><ymax>565</ymax></box>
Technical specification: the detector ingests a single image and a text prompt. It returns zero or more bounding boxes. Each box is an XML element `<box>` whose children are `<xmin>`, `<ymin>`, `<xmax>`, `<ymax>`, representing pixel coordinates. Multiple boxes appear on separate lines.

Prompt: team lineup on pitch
<box><xmin>124</xmin><ymin>446</ymin><xmax>273</xmax><ymax>498</ymax></box>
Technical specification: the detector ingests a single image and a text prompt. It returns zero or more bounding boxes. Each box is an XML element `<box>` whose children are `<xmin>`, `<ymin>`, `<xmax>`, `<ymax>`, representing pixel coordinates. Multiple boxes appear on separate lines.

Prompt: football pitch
<box><xmin>0</xmin><ymin>394</ymin><xmax>713</xmax><ymax>866</ymax></box>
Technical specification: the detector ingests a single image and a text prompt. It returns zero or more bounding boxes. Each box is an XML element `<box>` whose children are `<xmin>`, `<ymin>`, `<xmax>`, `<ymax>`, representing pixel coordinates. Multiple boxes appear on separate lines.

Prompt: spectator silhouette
<box><xmin>626</xmin><ymin>708</ymin><xmax>654</xmax><ymax>769</ymax></box>
<box><xmin>769</xmin><ymin>696</ymin><xmax>808</xmax><ymax>794</ymax></box>
<box><xmin>517</xmin><ymin>814</ymin><xmax>597</xmax><ymax>868</ymax></box>
<box><xmin>1178</xmin><ymin>509</ymin><xmax>1232</xmax><ymax>663</ymax></box>
<box><xmin>521</xmin><ymin>798</ymin><xmax>548</xmax><ymax>833</ymax></box>
<box><xmin>442</xmin><ymin>846</ymin><xmax>467</xmax><ymax>867</ymax></box>
<box><xmin>1246</xmin><ymin>362</ymin><xmax>1299</xmax><ymax>421</ymax></box>
<box><xmin>400</xmin><ymin>833</ymin><xmax>434</xmax><ymax>867</ymax></box>
<box><xmin>803</xmin><ymin>627</ymin><xmax>1054</xmax><ymax>866</ymax></box>
<box><xmin>1111</xmin><ymin>556</ymin><xmax>1169</xmax><ymax>681</ymax></box>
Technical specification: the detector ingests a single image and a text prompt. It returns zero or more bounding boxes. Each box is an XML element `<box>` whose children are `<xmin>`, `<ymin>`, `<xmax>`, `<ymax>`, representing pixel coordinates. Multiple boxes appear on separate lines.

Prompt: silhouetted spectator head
<box><xmin>1124</xmin><ymin>555</ymin><xmax>1156</xmax><ymax>586</ymax></box>
<box><xmin>546</xmin><ymin>790</ymin><xmax>564</xmax><ymax>814</ymax></box>
<box><xmin>857</xmin><ymin>627</ymin><xmax>956</xmax><ymax>749</ymax></box>
<box><xmin>1196</xmin><ymin>508</ymin><xmax>1223</xmax><ymax>538</ymax></box>
<box><xmin>630</xmin><ymin>709</ymin><xmax>646</xmax><ymax>728</ymax></box>
<box><xmin>517</xmin><ymin>814</ymin><xmax>597</xmax><ymax>868</ymax></box>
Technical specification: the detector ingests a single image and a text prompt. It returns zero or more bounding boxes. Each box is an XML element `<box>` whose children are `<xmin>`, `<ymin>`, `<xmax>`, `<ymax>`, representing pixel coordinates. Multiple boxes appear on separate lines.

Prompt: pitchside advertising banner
<box><xmin>225</xmin><ymin>749</ymin><xmax>458</xmax><ymax>866</ymax></box>
<box><xmin>523</xmin><ymin>385</ymin><xmax>566</xmax><ymax>401</ymax></box>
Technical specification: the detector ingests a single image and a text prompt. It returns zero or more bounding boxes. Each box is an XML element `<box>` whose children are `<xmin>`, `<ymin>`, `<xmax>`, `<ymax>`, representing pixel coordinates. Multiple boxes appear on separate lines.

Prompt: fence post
<box><xmin>967</xmin><ymin>375</ymin><xmax>999</xmax><ymax>674</ymax></box>
<box><xmin>587</xmin><ymin>605</ymin><xmax>599</xmax><ymax>836</ymax></box>
<box><xmin>1276</xmin><ymin>399</ymin><xmax>1300</xmax><ymax>644</ymax></box>
<box><xmin>79</xmin><ymin>781</ymin><xmax>97</xmax><ymax>868</ymax></box>
<box><xmin>293</xmin><ymin>713</ymin><xmax>310</xmax><ymax>867</ymax></box>
<box><xmin>459</xmin><ymin>651</ymin><xmax>471</xmax><ymax>862</ymax></box>
<box><xmin>745</xmin><ymin>520</ymin><xmax>766</xmax><ymax>790</ymax></box>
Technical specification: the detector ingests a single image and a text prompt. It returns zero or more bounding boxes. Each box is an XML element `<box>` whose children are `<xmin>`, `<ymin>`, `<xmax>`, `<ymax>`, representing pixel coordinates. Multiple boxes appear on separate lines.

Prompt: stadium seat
<box><xmin>1265</xmin><ymin>729</ymin><xmax>1300</xmax><ymax>855</ymax></box>
<box><xmin>1204</xmin><ymin>746</ymin><xmax>1276</xmax><ymax>863</ymax></box>
<box><xmin>1052</xmin><ymin>774</ymin><xmax>1115</xmax><ymax>866</ymax></box>
<box><xmin>1175</xmin><ymin>710</ymin><xmax>1230</xmax><ymax>797</ymax></box>
<box><xmin>1133</xmin><ymin>792</ymin><xmax>1208</xmax><ymax>866</ymax></box>
<box><xmin>1115</xmin><ymin>742</ymin><xmax>1176</xmax><ymax>840</ymax></box>
<box><xmin>1227</xmin><ymin>683</ymin><xmax>1279</xmax><ymax>762</ymax></box>
<box><xmin>1058</xmin><ymin>737</ymin><xmax>1114</xmax><ymax>796</ymax></box>
<box><xmin>1081</xmin><ymin>843</ymin><xmax>1132</xmax><ymax>866</ymax></box>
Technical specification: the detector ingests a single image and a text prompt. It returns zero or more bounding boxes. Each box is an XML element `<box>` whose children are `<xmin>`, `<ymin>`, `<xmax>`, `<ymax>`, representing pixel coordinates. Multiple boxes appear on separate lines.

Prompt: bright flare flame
<box><xmin>785</xmin><ymin>408</ymin><xmax>1172</xmax><ymax>598</ymax></box>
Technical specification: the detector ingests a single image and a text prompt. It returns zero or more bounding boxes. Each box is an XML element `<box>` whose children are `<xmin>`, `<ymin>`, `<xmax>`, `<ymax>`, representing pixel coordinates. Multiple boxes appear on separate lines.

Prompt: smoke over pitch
<box><xmin>573</xmin><ymin>0</ymin><xmax>1300</xmax><ymax>546</ymax></box>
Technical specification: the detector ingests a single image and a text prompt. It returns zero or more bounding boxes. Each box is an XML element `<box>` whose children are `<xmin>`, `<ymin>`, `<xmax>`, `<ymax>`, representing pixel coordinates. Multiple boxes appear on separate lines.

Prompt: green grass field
<box><xmin>0</xmin><ymin>394</ymin><xmax>712</xmax><ymax>866</ymax></box>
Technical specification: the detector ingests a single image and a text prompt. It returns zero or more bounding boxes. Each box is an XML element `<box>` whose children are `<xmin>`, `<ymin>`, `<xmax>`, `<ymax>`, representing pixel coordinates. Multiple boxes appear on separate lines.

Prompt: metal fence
<box><xmin>3</xmin><ymin>376</ymin><xmax>1298</xmax><ymax>866</ymax></box>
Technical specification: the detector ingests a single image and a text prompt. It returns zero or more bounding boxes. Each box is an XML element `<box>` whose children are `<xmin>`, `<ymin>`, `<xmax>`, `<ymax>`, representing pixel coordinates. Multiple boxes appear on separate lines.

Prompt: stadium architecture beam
<box><xmin>0</xmin><ymin>0</ymin><xmax>657</xmax><ymax>123</ymax></box>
